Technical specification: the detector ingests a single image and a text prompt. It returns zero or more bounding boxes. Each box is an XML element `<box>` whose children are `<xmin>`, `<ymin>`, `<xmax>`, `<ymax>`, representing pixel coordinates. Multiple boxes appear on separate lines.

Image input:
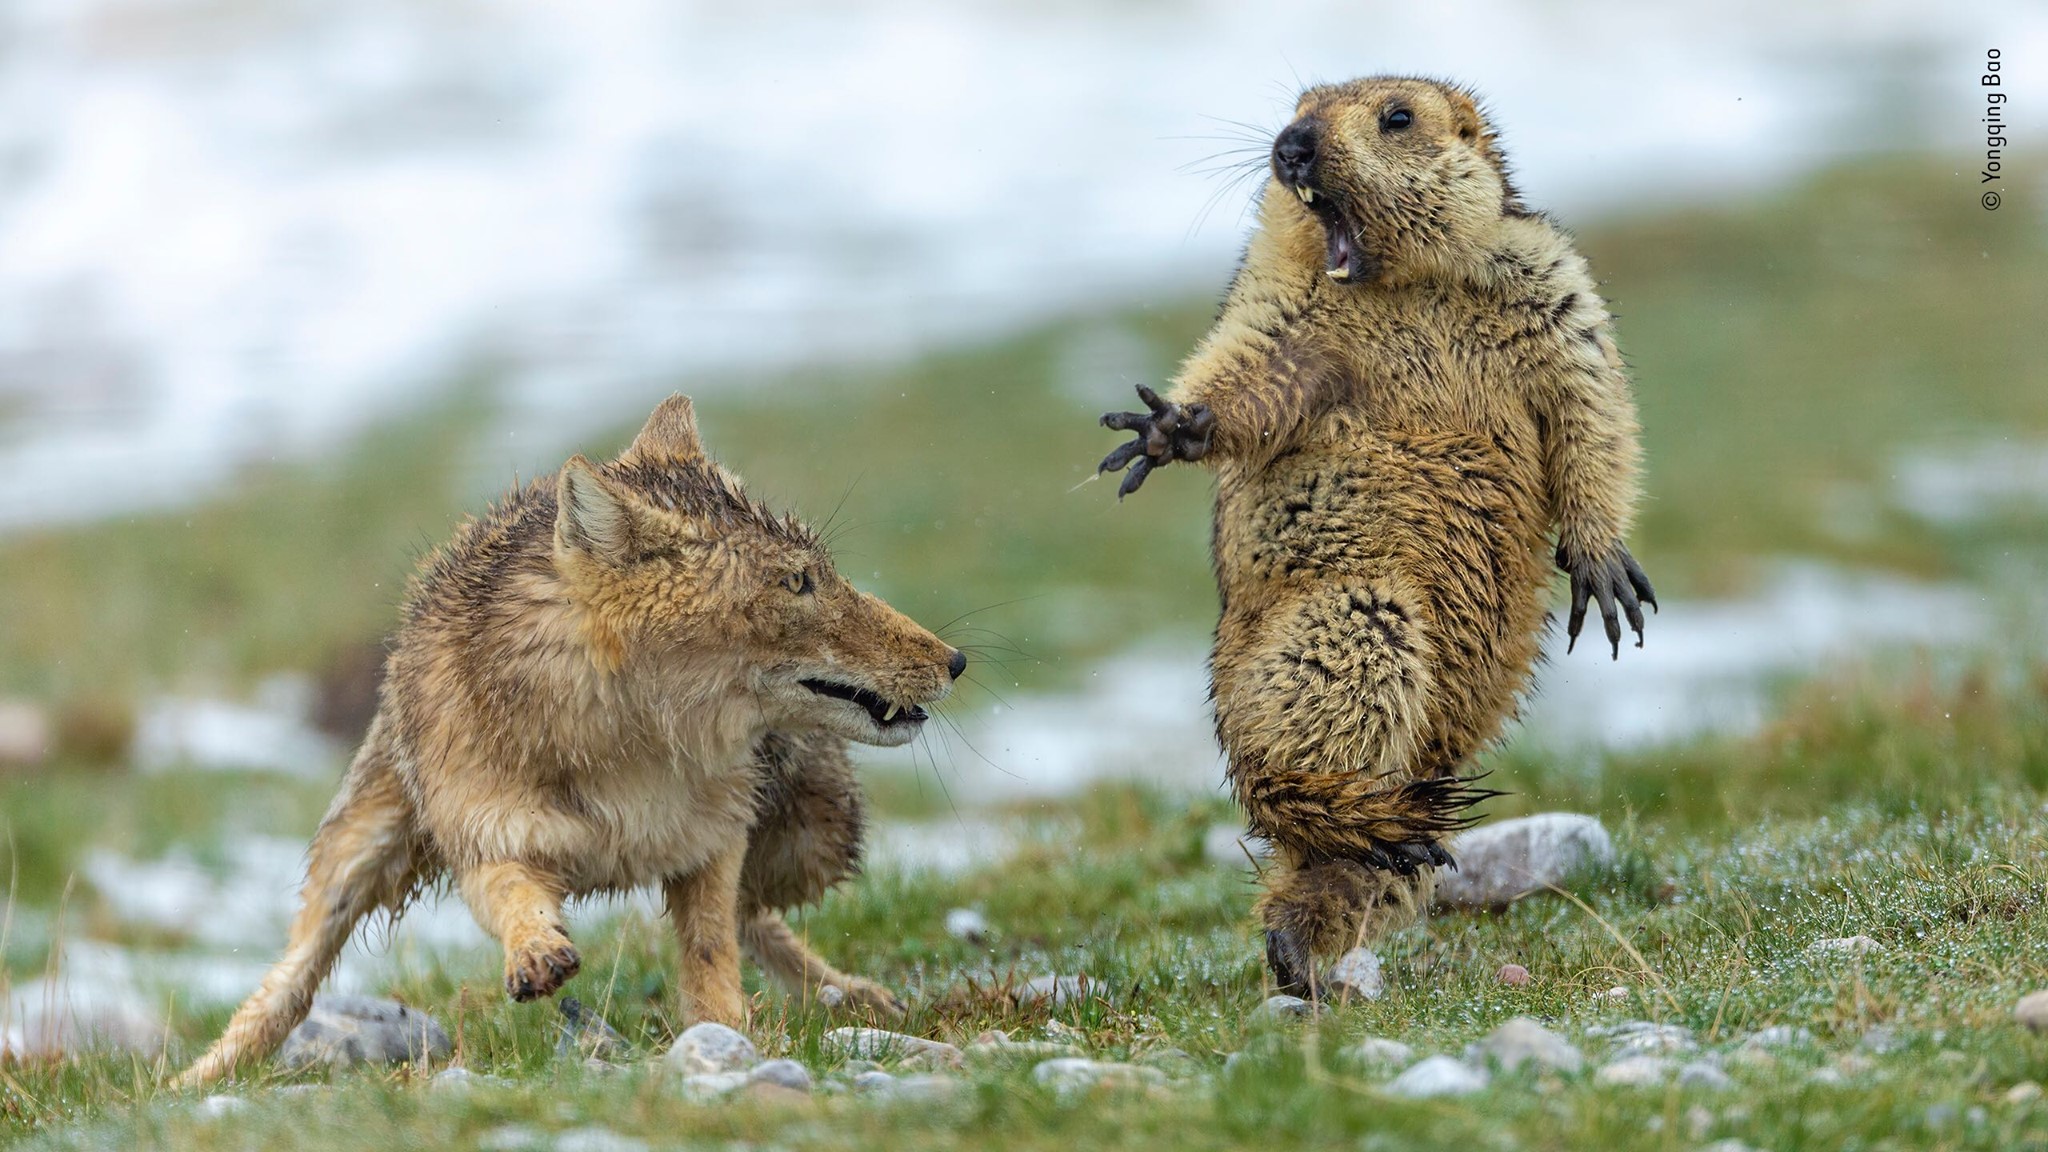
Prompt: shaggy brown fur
<box><xmin>1099</xmin><ymin>76</ymin><xmax>1654</xmax><ymax>997</ymax></box>
<box><xmin>181</xmin><ymin>395</ymin><xmax>962</xmax><ymax>1086</ymax></box>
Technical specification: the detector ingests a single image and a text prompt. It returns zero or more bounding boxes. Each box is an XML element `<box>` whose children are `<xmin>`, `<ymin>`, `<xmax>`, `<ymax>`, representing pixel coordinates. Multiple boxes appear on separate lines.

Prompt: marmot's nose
<box><xmin>947</xmin><ymin>649</ymin><xmax>967</xmax><ymax>680</ymax></box>
<box><xmin>1273</xmin><ymin>121</ymin><xmax>1318</xmax><ymax>183</ymax></box>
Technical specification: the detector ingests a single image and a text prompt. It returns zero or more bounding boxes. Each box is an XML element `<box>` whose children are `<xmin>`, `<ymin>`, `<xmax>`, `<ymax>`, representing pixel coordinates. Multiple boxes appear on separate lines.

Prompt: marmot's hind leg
<box><xmin>738</xmin><ymin>731</ymin><xmax>903</xmax><ymax>1016</ymax></box>
<box><xmin>1258</xmin><ymin>856</ymin><xmax>1434</xmax><ymax>999</ymax></box>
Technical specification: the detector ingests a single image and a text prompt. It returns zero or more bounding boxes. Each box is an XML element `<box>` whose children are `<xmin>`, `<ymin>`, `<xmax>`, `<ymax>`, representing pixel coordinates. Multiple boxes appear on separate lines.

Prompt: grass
<box><xmin>3</xmin><ymin>154</ymin><xmax>2048</xmax><ymax>1148</ymax></box>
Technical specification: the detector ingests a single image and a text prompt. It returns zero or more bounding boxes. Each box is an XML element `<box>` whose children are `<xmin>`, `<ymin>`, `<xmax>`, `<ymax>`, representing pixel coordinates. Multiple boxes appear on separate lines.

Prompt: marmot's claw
<box><xmin>1559</xmin><ymin>542</ymin><xmax>1655</xmax><ymax>659</ymax></box>
<box><xmin>1265</xmin><ymin>929</ymin><xmax>1320</xmax><ymax>1001</ymax></box>
<box><xmin>1095</xmin><ymin>385</ymin><xmax>1215</xmax><ymax>500</ymax></box>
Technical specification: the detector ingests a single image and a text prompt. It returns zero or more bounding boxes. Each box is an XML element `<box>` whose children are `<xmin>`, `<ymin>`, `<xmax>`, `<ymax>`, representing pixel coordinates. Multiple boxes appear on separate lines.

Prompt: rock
<box><xmin>1495</xmin><ymin>963</ymin><xmax>1531</xmax><ymax>986</ymax></box>
<box><xmin>278</xmin><ymin>995</ymin><xmax>450</xmax><ymax>1070</ymax></box>
<box><xmin>553</xmin><ymin>1127</ymin><xmax>649</xmax><ymax>1152</ymax></box>
<box><xmin>1685</xmin><ymin>1103</ymin><xmax>1715</xmax><ymax>1140</ymax></box>
<box><xmin>1203</xmin><ymin>823</ymin><xmax>1273</xmax><ymax>867</ymax></box>
<box><xmin>664</xmin><ymin>1022</ymin><xmax>758</xmax><ymax>1076</ymax></box>
<box><xmin>1469</xmin><ymin>1017</ymin><xmax>1582</xmax><ymax>1074</ymax></box>
<box><xmin>899</xmin><ymin>1045</ymin><xmax>966</xmax><ymax>1072</ymax></box>
<box><xmin>556</xmin><ymin>998</ymin><xmax>631</xmax><ymax>1063</ymax></box>
<box><xmin>676</xmin><ymin>1071</ymin><xmax>751</xmax><ymax>1100</ymax></box>
<box><xmin>824</xmin><ymin>1027</ymin><xmax>962</xmax><ymax>1067</ymax></box>
<box><xmin>744</xmin><ymin>1081</ymin><xmax>812</xmax><ymax>1106</ymax></box>
<box><xmin>1251</xmin><ymin>994</ymin><xmax>1327</xmax><ymax>1022</ymax></box>
<box><xmin>1136</xmin><ymin>1047</ymin><xmax>1199</xmax><ymax>1076</ymax></box>
<box><xmin>970</xmin><ymin>1029</ymin><xmax>1011</xmax><ymax>1045</ymax></box>
<box><xmin>966</xmin><ymin>1036</ymin><xmax>1087</xmax><ymax>1063</ymax></box>
<box><xmin>1339</xmin><ymin>1037</ymin><xmax>1415</xmax><ymax>1069</ymax></box>
<box><xmin>944</xmin><ymin>908</ymin><xmax>991</xmax><ymax>943</ymax></box>
<box><xmin>1595</xmin><ymin>1055</ymin><xmax>1675</xmax><ymax>1086</ymax></box>
<box><xmin>1740</xmin><ymin>1025</ymin><xmax>1812</xmax><ymax>1050</ymax></box>
<box><xmin>747</xmin><ymin>1059</ymin><xmax>813</xmax><ymax>1093</ymax></box>
<box><xmin>1807</xmin><ymin>935</ymin><xmax>1883</xmax><ymax>956</ymax></box>
<box><xmin>852</xmin><ymin>1070</ymin><xmax>956</xmax><ymax>1101</ymax></box>
<box><xmin>1032</xmin><ymin>1058</ymin><xmax>1167</xmax><ymax>1095</ymax></box>
<box><xmin>198</xmin><ymin>1094</ymin><xmax>246</xmax><ymax>1118</ymax></box>
<box><xmin>1808</xmin><ymin>1066</ymin><xmax>1849</xmax><ymax>1087</ymax></box>
<box><xmin>430</xmin><ymin>1066</ymin><xmax>511</xmax><ymax>1091</ymax></box>
<box><xmin>851</xmin><ymin>1070</ymin><xmax>898</xmax><ymax>1093</ymax></box>
<box><xmin>0</xmin><ymin>699</ymin><xmax>51</xmax><ymax>768</ymax></box>
<box><xmin>1701</xmin><ymin>1143</ymin><xmax>1766</xmax><ymax>1152</ymax></box>
<box><xmin>1015</xmin><ymin>974</ymin><xmax>1102</xmax><ymax>1008</ymax></box>
<box><xmin>1594</xmin><ymin>986</ymin><xmax>1631</xmax><ymax>1003</ymax></box>
<box><xmin>1860</xmin><ymin>1024</ymin><xmax>1906</xmax><ymax>1053</ymax></box>
<box><xmin>2016</xmin><ymin>991</ymin><xmax>2048</xmax><ymax>1031</ymax></box>
<box><xmin>1386</xmin><ymin>1055</ymin><xmax>1488</xmax><ymax>1098</ymax></box>
<box><xmin>816</xmin><ymin>984</ymin><xmax>846</xmax><ymax>1010</ymax></box>
<box><xmin>1325</xmin><ymin>948</ymin><xmax>1384</xmax><ymax>1000</ymax></box>
<box><xmin>2006</xmin><ymin>1081</ymin><xmax>2043</xmax><ymax>1104</ymax></box>
<box><xmin>1587</xmin><ymin>1020</ymin><xmax>1696</xmax><ymax>1055</ymax></box>
<box><xmin>1677</xmin><ymin>1060</ymin><xmax>1733</xmax><ymax>1090</ymax></box>
<box><xmin>479</xmin><ymin>1124</ymin><xmax>551</xmax><ymax>1152</ymax></box>
<box><xmin>1432</xmin><ymin>813</ymin><xmax>1614</xmax><ymax>909</ymax></box>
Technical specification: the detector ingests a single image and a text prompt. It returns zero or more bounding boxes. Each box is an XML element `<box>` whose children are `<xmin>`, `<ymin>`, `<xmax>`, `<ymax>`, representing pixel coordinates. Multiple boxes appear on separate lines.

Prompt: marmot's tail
<box><xmin>177</xmin><ymin>725</ymin><xmax>420</xmax><ymax>1088</ymax></box>
<box><xmin>1233</xmin><ymin>766</ymin><xmax>1500</xmax><ymax>870</ymax></box>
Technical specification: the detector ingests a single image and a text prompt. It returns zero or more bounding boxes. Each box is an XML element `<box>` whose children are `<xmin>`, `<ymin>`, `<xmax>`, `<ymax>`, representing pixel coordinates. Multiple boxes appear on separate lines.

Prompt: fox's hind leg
<box><xmin>737</xmin><ymin>731</ymin><xmax>903</xmax><ymax>1016</ymax></box>
<box><xmin>457</xmin><ymin>862</ymin><xmax>580</xmax><ymax>1002</ymax></box>
<box><xmin>663</xmin><ymin>842</ymin><xmax>748</xmax><ymax>1028</ymax></box>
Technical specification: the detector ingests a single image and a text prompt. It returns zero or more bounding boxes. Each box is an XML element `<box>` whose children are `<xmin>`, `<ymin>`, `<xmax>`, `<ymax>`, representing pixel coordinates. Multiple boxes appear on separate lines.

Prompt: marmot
<box><xmin>1097</xmin><ymin>76</ymin><xmax>1654</xmax><ymax>996</ymax></box>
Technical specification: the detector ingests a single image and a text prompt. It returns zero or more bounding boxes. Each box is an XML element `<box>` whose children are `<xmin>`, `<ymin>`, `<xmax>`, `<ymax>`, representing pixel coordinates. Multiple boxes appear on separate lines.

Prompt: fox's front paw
<box><xmin>505</xmin><ymin>930</ymin><xmax>582</xmax><ymax>1002</ymax></box>
<box><xmin>1556</xmin><ymin>542</ymin><xmax>1658</xmax><ymax>659</ymax></box>
<box><xmin>1098</xmin><ymin>384</ymin><xmax>1215</xmax><ymax>499</ymax></box>
<box><xmin>820</xmin><ymin>977</ymin><xmax>907</xmax><ymax>1020</ymax></box>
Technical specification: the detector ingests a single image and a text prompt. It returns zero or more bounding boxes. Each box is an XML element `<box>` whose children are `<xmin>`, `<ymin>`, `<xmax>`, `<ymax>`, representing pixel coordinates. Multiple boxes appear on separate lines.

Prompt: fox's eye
<box><xmin>1382</xmin><ymin>107</ymin><xmax>1413</xmax><ymax>132</ymax></box>
<box><xmin>782</xmin><ymin>570</ymin><xmax>813</xmax><ymax>595</ymax></box>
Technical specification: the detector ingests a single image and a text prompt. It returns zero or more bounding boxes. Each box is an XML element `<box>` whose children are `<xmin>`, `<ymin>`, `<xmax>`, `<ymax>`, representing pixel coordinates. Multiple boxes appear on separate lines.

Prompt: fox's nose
<box><xmin>947</xmin><ymin>649</ymin><xmax>967</xmax><ymax>680</ymax></box>
<box><xmin>1273</xmin><ymin>120</ymin><xmax>1318</xmax><ymax>185</ymax></box>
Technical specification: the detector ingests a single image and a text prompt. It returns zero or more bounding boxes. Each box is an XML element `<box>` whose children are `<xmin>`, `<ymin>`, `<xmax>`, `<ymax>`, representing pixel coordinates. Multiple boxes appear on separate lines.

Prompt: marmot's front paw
<box><xmin>1097</xmin><ymin>384</ymin><xmax>1215</xmax><ymax>499</ymax></box>
<box><xmin>1556</xmin><ymin>542</ymin><xmax>1657</xmax><ymax>659</ymax></box>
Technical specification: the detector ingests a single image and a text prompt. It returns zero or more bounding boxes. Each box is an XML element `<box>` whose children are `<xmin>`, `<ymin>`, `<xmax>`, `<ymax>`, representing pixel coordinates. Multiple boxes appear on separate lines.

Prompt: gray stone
<box><xmin>2016</xmin><ymin>991</ymin><xmax>2048</xmax><ymax>1031</ymax></box>
<box><xmin>1594</xmin><ymin>1055</ymin><xmax>1676</xmax><ymax>1086</ymax></box>
<box><xmin>1324</xmin><ymin>948</ymin><xmax>1384</xmax><ymax>1001</ymax></box>
<box><xmin>1809</xmin><ymin>1066</ymin><xmax>1849</xmax><ymax>1087</ymax></box>
<box><xmin>746</xmin><ymin>1058</ymin><xmax>813</xmax><ymax>1092</ymax></box>
<box><xmin>0</xmin><ymin>699</ymin><xmax>51</xmax><ymax>768</ymax></box>
<box><xmin>1740</xmin><ymin>1025</ymin><xmax>1812</xmax><ymax>1050</ymax></box>
<box><xmin>555</xmin><ymin>998</ymin><xmax>630</xmax><ymax>1063</ymax></box>
<box><xmin>278</xmin><ymin>995</ymin><xmax>450</xmax><ymax>1070</ymax></box>
<box><xmin>1432</xmin><ymin>813</ymin><xmax>1614</xmax><ymax>908</ymax></box>
<box><xmin>966</xmin><ymin>1036</ymin><xmax>1087</xmax><ymax>1063</ymax></box>
<box><xmin>1386</xmin><ymin>1055</ymin><xmax>1488</xmax><ymax>1098</ymax></box>
<box><xmin>1015</xmin><ymin>974</ymin><xmax>1102</xmax><ymax>1008</ymax></box>
<box><xmin>664</xmin><ymin>1022</ymin><xmax>758</xmax><ymax>1076</ymax></box>
<box><xmin>1469</xmin><ymin>1017</ymin><xmax>1582</xmax><ymax>1074</ymax></box>
<box><xmin>1808</xmin><ymin>935</ymin><xmax>1883</xmax><ymax>956</ymax></box>
<box><xmin>851</xmin><ymin>1070</ymin><xmax>898</xmax><ymax>1093</ymax></box>
<box><xmin>430</xmin><ymin>1066</ymin><xmax>512</xmax><ymax>1091</ymax></box>
<box><xmin>1860</xmin><ymin>1024</ymin><xmax>1906</xmax><ymax>1053</ymax></box>
<box><xmin>2005</xmin><ymin>1080</ymin><xmax>2043</xmax><ymax>1104</ymax></box>
<box><xmin>1677</xmin><ymin>1060</ymin><xmax>1734</xmax><ymax>1090</ymax></box>
<box><xmin>478</xmin><ymin>1124</ymin><xmax>551</xmax><ymax>1152</ymax></box>
<box><xmin>198</xmin><ymin>1094</ymin><xmax>246</xmax><ymax>1118</ymax></box>
<box><xmin>1203</xmin><ymin>823</ymin><xmax>1273</xmax><ymax>868</ymax></box>
<box><xmin>879</xmin><ymin>1074</ymin><xmax>958</xmax><ymax>1101</ymax></box>
<box><xmin>1340</xmin><ymin>1037</ymin><xmax>1415</xmax><ymax>1069</ymax></box>
<box><xmin>1136</xmin><ymin>1047</ymin><xmax>1199</xmax><ymax>1076</ymax></box>
<box><xmin>553</xmin><ymin>1127</ymin><xmax>649</xmax><ymax>1152</ymax></box>
<box><xmin>824</xmin><ymin>1027</ymin><xmax>962</xmax><ymax>1067</ymax></box>
<box><xmin>1251</xmin><ymin>994</ymin><xmax>1327</xmax><ymax>1023</ymax></box>
<box><xmin>1033</xmin><ymin>1057</ymin><xmax>1167</xmax><ymax>1095</ymax></box>
<box><xmin>1587</xmin><ymin>1020</ymin><xmax>1696</xmax><ymax>1055</ymax></box>
<box><xmin>676</xmin><ymin>1071</ymin><xmax>751</xmax><ymax>1100</ymax></box>
<box><xmin>1701</xmin><ymin>1143</ymin><xmax>1766</xmax><ymax>1152</ymax></box>
<box><xmin>944</xmin><ymin>908</ymin><xmax>991</xmax><ymax>943</ymax></box>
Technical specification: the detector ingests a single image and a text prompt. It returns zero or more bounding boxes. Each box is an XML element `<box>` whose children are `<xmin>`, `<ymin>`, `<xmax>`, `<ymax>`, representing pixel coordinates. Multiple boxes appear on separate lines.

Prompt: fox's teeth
<box><xmin>882</xmin><ymin>704</ymin><xmax>899</xmax><ymax>722</ymax></box>
<box><xmin>1297</xmin><ymin>186</ymin><xmax>1314</xmax><ymax>204</ymax></box>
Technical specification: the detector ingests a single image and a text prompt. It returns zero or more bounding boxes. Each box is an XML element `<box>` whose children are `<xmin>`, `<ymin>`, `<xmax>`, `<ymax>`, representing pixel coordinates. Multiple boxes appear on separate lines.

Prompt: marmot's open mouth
<box><xmin>800</xmin><ymin>678</ymin><xmax>927</xmax><ymax>727</ymax></box>
<box><xmin>1287</xmin><ymin>183</ymin><xmax>1368</xmax><ymax>284</ymax></box>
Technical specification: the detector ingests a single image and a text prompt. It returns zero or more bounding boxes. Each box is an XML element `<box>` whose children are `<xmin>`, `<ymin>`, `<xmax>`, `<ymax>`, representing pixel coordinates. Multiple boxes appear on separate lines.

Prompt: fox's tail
<box><xmin>177</xmin><ymin>723</ymin><xmax>420</xmax><ymax>1088</ymax></box>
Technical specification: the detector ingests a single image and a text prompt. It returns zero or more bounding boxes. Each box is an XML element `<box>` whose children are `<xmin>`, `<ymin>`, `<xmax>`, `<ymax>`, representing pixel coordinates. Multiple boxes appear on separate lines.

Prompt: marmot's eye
<box><xmin>781</xmin><ymin>570</ymin><xmax>813</xmax><ymax>595</ymax></box>
<box><xmin>1382</xmin><ymin>107</ymin><xmax>1413</xmax><ymax>132</ymax></box>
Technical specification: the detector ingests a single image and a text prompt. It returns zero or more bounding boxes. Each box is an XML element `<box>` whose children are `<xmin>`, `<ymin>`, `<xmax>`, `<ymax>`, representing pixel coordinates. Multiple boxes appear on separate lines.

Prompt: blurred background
<box><xmin>1</xmin><ymin>0</ymin><xmax>2044</xmax><ymax>1060</ymax></box>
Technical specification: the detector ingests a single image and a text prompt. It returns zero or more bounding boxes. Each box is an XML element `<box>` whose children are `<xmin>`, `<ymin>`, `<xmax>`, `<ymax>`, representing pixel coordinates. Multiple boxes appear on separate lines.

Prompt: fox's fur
<box><xmin>180</xmin><ymin>395</ymin><xmax>961</xmax><ymax>1086</ymax></box>
<box><xmin>1103</xmin><ymin>77</ymin><xmax>1651</xmax><ymax>994</ymax></box>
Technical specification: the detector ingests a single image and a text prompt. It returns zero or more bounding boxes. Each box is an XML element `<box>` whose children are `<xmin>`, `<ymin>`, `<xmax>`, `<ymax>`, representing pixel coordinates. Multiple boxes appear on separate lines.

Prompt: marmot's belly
<box><xmin>1213</xmin><ymin>428</ymin><xmax>1551</xmax><ymax>770</ymax></box>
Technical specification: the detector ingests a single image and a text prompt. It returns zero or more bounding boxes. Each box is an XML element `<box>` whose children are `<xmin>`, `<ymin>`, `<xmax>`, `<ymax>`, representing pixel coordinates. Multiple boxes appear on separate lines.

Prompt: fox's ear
<box><xmin>556</xmin><ymin>455</ymin><xmax>640</xmax><ymax>561</ymax></box>
<box><xmin>620</xmin><ymin>394</ymin><xmax>704</xmax><ymax>465</ymax></box>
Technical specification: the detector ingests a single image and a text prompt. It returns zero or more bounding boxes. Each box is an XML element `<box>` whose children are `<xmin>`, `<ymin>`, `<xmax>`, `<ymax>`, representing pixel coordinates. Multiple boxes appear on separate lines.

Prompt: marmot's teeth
<box><xmin>882</xmin><ymin>703</ymin><xmax>899</xmax><ymax>722</ymax></box>
<box><xmin>1326</xmin><ymin>266</ymin><xmax>1350</xmax><ymax>281</ymax></box>
<box><xmin>1297</xmin><ymin>186</ymin><xmax>1315</xmax><ymax>204</ymax></box>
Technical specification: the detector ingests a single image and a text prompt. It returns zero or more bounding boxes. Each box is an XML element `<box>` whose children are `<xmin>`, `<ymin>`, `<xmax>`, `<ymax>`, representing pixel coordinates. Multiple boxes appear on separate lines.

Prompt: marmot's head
<box><xmin>1267</xmin><ymin>76</ymin><xmax>1522</xmax><ymax>285</ymax></box>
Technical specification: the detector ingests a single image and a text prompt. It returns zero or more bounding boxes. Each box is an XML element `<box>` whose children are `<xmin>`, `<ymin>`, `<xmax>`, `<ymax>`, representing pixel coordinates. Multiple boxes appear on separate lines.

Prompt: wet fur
<box><xmin>180</xmin><ymin>396</ymin><xmax>955</xmax><ymax>1086</ymax></box>
<box><xmin>1176</xmin><ymin>78</ymin><xmax>1647</xmax><ymax>986</ymax></box>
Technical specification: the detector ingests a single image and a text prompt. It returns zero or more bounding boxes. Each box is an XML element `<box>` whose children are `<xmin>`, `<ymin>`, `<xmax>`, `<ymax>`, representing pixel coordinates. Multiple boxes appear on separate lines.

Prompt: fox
<box><xmin>1097</xmin><ymin>77</ymin><xmax>1653</xmax><ymax>997</ymax></box>
<box><xmin>179</xmin><ymin>394</ymin><xmax>964</xmax><ymax>1086</ymax></box>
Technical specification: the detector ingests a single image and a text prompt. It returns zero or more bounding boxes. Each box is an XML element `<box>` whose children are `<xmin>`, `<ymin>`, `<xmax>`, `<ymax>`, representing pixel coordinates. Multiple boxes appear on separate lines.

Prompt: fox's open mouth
<box><xmin>800</xmin><ymin>678</ymin><xmax>927</xmax><ymax>728</ymax></box>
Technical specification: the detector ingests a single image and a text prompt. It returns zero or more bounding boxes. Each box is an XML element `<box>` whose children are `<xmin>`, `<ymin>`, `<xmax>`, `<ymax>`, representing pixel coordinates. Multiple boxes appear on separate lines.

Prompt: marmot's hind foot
<box><xmin>1266</xmin><ymin>928</ymin><xmax>1321</xmax><ymax>1000</ymax></box>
